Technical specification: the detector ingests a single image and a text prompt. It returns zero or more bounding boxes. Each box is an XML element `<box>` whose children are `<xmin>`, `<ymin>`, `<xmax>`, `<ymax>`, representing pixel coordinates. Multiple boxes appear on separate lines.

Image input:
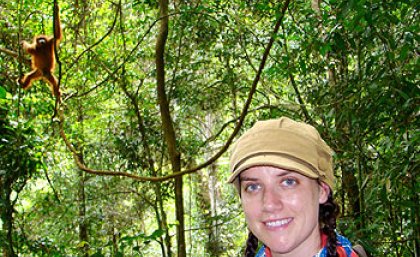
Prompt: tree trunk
<box><xmin>77</xmin><ymin>124</ymin><xmax>89</xmax><ymax>257</ymax></box>
<box><xmin>327</xmin><ymin>53</ymin><xmax>361</xmax><ymax>223</ymax></box>
<box><xmin>72</xmin><ymin>3</ymin><xmax>90</xmax><ymax>254</ymax></box>
<box><xmin>407</xmin><ymin>131</ymin><xmax>419</xmax><ymax>257</ymax></box>
<box><xmin>155</xmin><ymin>0</ymin><xmax>186</xmax><ymax>256</ymax></box>
<box><xmin>2</xmin><ymin>180</ymin><xmax>16</xmax><ymax>257</ymax></box>
<box><xmin>78</xmin><ymin>167</ymin><xmax>89</xmax><ymax>257</ymax></box>
<box><xmin>154</xmin><ymin>183</ymin><xmax>170</xmax><ymax>257</ymax></box>
<box><xmin>204</xmin><ymin>114</ymin><xmax>222</xmax><ymax>256</ymax></box>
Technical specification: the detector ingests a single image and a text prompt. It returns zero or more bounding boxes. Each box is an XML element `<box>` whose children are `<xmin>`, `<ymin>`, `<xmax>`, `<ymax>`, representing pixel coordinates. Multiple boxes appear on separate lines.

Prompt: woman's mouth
<box><xmin>264</xmin><ymin>218</ymin><xmax>293</xmax><ymax>228</ymax></box>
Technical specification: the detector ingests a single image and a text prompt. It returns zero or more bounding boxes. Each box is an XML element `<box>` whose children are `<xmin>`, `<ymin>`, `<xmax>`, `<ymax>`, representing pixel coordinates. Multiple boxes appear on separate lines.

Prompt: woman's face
<box><xmin>239</xmin><ymin>166</ymin><xmax>330</xmax><ymax>257</ymax></box>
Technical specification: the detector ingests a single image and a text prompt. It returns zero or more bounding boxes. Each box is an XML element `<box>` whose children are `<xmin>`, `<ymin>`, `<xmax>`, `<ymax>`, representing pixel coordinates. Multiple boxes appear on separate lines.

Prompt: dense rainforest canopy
<box><xmin>0</xmin><ymin>0</ymin><xmax>418</xmax><ymax>256</ymax></box>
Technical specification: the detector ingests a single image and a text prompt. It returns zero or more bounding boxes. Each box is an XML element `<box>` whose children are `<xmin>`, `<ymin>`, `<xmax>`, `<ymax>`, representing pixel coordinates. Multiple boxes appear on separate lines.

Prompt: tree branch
<box><xmin>58</xmin><ymin>0</ymin><xmax>291</xmax><ymax>182</ymax></box>
<box><xmin>0</xmin><ymin>47</ymin><xmax>18</xmax><ymax>58</ymax></box>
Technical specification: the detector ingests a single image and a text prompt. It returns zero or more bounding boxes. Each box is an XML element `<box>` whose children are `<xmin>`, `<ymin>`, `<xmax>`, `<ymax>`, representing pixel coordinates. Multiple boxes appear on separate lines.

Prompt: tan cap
<box><xmin>228</xmin><ymin>117</ymin><xmax>335</xmax><ymax>191</ymax></box>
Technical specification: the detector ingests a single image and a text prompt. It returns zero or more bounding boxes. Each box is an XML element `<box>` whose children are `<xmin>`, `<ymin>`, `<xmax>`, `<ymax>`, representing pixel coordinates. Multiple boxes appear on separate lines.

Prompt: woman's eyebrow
<box><xmin>276</xmin><ymin>171</ymin><xmax>292</xmax><ymax>177</ymax></box>
<box><xmin>239</xmin><ymin>176</ymin><xmax>258</xmax><ymax>182</ymax></box>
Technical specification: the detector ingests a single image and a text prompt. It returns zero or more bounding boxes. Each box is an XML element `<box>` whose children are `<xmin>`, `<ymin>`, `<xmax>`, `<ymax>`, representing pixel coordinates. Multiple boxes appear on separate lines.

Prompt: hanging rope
<box><xmin>52</xmin><ymin>0</ymin><xmax>62</xmax><ymax>118</ymax></box>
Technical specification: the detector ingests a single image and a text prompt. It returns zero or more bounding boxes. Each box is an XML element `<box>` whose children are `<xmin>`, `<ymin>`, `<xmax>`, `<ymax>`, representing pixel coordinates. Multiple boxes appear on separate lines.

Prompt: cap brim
<box><xmin>227</xmin><ymin>153</ymin><xmax>319</xmax><ymax>183</ymax></box>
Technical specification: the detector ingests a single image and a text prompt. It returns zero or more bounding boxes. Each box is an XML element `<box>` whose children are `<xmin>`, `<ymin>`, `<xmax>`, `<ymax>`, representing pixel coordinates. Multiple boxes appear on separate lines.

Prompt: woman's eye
<box><xmin>282</xmin><ymin>177</ymin><xmax>297</xmax><ymax>186</ymax></box>
<box><xmin>245</xmin><ymin>183</ymin><xmax>261</xmax><ymax>192</ymax></box>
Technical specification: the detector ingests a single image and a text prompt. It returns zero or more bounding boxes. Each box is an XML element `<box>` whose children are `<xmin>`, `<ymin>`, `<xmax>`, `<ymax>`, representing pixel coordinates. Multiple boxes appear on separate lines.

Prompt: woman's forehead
<box><xmin>239</xmin><ymin>166</ymin><xmax>314</xmax><ymax>181</ymax></box>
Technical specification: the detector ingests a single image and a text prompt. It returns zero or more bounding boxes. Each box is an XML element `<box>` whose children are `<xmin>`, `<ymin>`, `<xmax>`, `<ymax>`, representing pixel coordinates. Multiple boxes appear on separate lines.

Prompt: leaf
<box><xmin>299</xmin><ymin>59</ymin><xmax>307</xmax><ymax>73</ymax></box>
<box><xmin>397</xmin><ymin>200</ymin><xmax>418</xmax><ymax>208</ymax></box>
<box><xmin>399</xmin><ymin>44</ymin><xmax>410</xmax><ymax>60</ymax></box>
<box><xmin>120</xmin><ymin>232</ymin><xmax>145</xmax><ymax>242</ymax></box>
<box><xmin>0</xmin><ymin>86</ymin><xmax>6</xmax><ymax>99</ymax></box>
<box><xmin>320</xmin><ymin>44</ymin><xmax>332</xmax><ymax>56</ymax></box>
<box><xmin>149</xmin><ymin>228</ymin><xmax>165</xmax><ymax>239</ymax></box>
<box><xmin>334</xmin><ymin>33</ymin><xmax>346</xmax><ymax>50</ymax></box>
<box><xmin>394</xmin><ymin>88</ymin><xmax>410</xmax><ymax>100</ymax></box>
<box><xmin>90</xmin><ymin>252</ymin><xmax>105</xmax><ymax>257</ymax></box>
<box><xmin>76</xmin><ymin>241</ymin><xmax>89</xmax><ymax>248</ymax></box>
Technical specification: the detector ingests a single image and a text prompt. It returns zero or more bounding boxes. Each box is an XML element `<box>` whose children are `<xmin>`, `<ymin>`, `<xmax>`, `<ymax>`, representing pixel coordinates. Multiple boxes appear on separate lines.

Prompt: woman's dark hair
<box><xmin>244</xmin><ymin>231</ymin><xmax>259</xmax><ymax>257</ymax></box>
<box><xmin>319</xmin><ymin>192</ymin><xmax>340</xmax><ymax>257</ymax></box>
<box><xmin>243</xmin><ymin>192</ymin><xmax>340</xmax><ymax>257</ymax></box>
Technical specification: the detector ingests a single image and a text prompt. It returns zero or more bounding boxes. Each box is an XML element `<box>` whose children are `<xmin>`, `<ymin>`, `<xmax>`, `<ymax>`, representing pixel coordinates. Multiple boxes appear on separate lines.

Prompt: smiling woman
<box><xmin>228</xmin><ymin>117</ymin><xmax>360</xmax><ymax>257</ymax></box>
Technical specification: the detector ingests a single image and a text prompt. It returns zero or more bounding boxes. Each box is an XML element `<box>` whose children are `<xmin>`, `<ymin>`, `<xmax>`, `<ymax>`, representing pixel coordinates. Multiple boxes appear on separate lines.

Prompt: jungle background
<box><xmin>0</xmin><ymin>0</ymin><xmax>418</xmax><ymax>256</ymax></box>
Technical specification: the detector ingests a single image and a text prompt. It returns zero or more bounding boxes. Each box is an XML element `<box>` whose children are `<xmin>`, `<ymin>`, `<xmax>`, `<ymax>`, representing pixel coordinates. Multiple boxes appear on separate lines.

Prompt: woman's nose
<box><xmin>262</xmin><ymin>187</ymin><xmax>282</xmax><ymax>212</ymax></box>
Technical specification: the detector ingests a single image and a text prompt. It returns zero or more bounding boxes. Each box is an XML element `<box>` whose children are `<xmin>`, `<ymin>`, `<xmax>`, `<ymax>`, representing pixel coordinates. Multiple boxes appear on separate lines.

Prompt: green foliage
<box><xmin>0</xmin><ymin>0</ymin><xmax>417</xmax><ymax>256</ymax></box>
<box><xmin>0</xmin><ymin>91</ymin><xmax>44</xmax><ymax>256</ymax></box>
<box><xmin>0</xmin><ymin>86</ymin><xmax>6</xmax><ymax>99</ymax></box>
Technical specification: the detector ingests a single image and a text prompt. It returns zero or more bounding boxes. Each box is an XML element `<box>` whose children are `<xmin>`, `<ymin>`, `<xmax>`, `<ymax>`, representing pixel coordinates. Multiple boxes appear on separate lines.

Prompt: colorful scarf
<box><xmin>255</xmin><ymin>233</ymin><xmax>359</xmax><ymax>257</ymax></box>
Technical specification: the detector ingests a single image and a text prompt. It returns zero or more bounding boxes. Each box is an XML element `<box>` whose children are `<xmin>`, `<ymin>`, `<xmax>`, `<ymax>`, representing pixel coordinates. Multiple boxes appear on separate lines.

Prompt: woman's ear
<box><xmin>318</xmin><ymin>182</ymin><xmax>331</xmax><ymax>204</ymax></box>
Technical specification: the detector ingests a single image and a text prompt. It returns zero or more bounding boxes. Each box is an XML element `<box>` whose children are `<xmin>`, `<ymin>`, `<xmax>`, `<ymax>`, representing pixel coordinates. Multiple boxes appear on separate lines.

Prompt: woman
<box><xmin>228</xmin><ymin>117</ymin><xmax>359</xmax><ymax>257</ymax></box>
